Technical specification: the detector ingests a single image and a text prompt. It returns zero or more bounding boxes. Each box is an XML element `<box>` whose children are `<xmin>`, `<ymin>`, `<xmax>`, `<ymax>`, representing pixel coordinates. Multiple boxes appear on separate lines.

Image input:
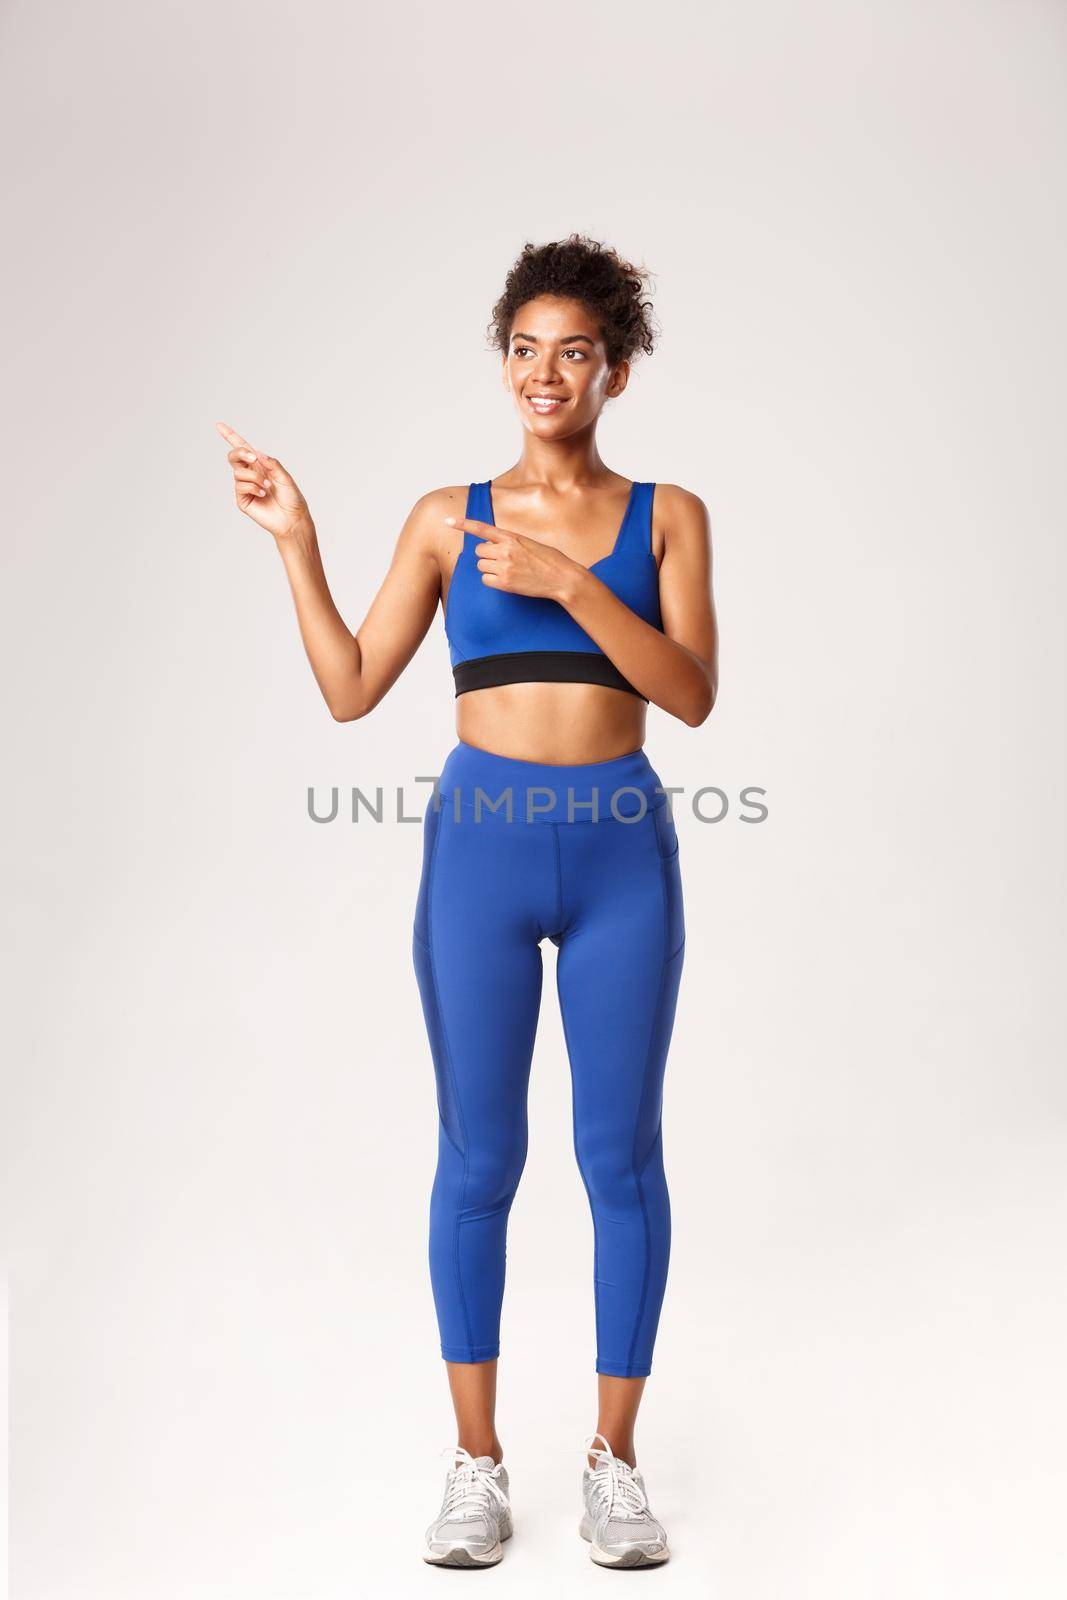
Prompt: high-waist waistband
<box><xmin>434</xmin><ymin>739</ymin><xmax>669</xmax><ymax>823</ymax></box>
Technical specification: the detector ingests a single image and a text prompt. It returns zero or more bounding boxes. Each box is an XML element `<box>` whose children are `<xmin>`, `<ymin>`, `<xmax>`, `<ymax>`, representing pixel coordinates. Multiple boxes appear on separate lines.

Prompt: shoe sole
<box><xmin>579</xmin><ymin>1515</ymin><xmax>670</xmax><ymax>1567</ymax></box>
<box><xmin>423</xmin><ymin>1516</ymin><xmax>512</xmax><ymax>1567</ymax></box>
<box><xmin>423</xmin><ymin>1543</ymin><xmax>504</xmax><ymax>1567</ymax></box>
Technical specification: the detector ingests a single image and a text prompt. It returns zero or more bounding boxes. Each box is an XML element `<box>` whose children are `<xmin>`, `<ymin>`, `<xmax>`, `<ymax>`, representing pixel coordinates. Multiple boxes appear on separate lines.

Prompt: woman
<box><xmin>215</xmin><ymin>234</ymin><xmax>717</xmax><ymax>1570</ymax></box>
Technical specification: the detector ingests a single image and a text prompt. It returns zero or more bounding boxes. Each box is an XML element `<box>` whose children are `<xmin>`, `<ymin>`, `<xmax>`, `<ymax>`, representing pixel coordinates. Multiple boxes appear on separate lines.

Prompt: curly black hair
<box><xmin>488</xmin><ymin>234</ymin><xmax>658</xmax><ymax>369</ymax></box>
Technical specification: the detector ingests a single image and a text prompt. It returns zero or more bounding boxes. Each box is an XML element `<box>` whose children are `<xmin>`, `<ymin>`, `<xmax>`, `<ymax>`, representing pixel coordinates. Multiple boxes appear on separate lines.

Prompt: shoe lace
<box><xmin>583</xmin><ymin>1432</ymin><xmax>651</xmax><ymax>1520</ymax></box>
<box><xmin>439</xmin><ymin>1445</ymin><xmax>509</xmax><ymax>1520</ymax></box>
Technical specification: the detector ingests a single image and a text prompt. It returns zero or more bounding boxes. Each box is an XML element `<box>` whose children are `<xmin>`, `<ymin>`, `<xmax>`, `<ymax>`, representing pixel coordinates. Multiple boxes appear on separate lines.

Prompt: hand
<box><xmin>215</xmin><ymin>420</ymin><xmax>312</xmax><ymax>542</ymax></box>
<box><xmin>444</xmin><ymin>515</ymin><xmax>585</xmax><ymax>604</ymax></box>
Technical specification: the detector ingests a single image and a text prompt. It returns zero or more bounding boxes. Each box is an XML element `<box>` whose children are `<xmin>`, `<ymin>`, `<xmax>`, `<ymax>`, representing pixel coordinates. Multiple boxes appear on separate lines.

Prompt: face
<box><xmin>502</xmin><ymin>295</ymin><xmax>629</xmax><ymax>434</ymax></box>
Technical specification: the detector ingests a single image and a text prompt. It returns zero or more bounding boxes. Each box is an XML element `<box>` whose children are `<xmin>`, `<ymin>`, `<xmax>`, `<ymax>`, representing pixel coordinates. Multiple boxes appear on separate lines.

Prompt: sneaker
<box><xmin>423</xmin><ymin>1445</ymin><xmax>513</xmax><ymax>1567</ymax></box>
<box><xmin>579</xmin><ymin>1431</ymin><xmax>670</xmax><ymax>1567</ymax></box>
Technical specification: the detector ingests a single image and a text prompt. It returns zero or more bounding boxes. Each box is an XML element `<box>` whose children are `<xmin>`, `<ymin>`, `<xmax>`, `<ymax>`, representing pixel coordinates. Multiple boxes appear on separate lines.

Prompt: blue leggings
<box><xmin>411</xmin><ymin>740</ymin><xmax>685</xmax><ymax>1378</ymax></box>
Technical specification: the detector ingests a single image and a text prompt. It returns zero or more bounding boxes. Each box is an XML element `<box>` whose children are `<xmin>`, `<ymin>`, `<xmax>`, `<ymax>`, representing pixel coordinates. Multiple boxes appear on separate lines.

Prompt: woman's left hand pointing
<box><xmin>444</xmin><ymin>515</ymin><xmax>585</xmax><ymax>603</ymax></box>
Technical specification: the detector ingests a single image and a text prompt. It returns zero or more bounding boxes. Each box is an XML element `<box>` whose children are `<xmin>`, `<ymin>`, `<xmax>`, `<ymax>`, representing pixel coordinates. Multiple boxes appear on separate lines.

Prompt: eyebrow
<box><xmin>511</xmin><ymin>331</ymin><xmax>596</xmax><ymax>347</ymax></box>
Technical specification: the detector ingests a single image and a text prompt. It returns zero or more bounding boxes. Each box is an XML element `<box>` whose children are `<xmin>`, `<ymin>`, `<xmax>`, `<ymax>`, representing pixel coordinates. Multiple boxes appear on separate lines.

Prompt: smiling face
<box><xmin>502</xmin><ymin>295</ymin><xmax>629</xmax><ymax>435</ymax></box>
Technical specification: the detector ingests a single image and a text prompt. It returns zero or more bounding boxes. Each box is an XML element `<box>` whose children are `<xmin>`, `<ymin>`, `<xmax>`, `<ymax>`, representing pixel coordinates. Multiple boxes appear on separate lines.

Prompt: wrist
<box><xmin>555</xmin><ymin>559</ymin><xmax>597</xmax><ymax>612</ymax></box>
<box><xmin>275</xmin><ymin>515</ymin><xmax>317</xmax><ymax>555</ymax></box>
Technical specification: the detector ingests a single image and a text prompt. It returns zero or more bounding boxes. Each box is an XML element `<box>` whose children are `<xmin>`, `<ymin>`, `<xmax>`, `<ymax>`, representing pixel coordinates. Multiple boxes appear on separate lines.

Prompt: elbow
<box><xmin>681</xmin><ymin>679</ymin><xmax>716</xmax><ymax>727</ymax></box>
<box><xmin>327</xmin><ymin>694</ymin><xmax>369</xmax><ymax>723</ymax></box>
<box><xmin>325</xmin><ymin>671</ymin><xmax>378</xmax><ymax>722</ymax></box>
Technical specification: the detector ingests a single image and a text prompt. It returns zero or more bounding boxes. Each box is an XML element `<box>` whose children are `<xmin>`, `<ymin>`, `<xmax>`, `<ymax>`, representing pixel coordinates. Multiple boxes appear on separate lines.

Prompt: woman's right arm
<box><xmin>215</xmin><ymin>421</ymin><xmax>461</xmax><ymax>721</ymax></box>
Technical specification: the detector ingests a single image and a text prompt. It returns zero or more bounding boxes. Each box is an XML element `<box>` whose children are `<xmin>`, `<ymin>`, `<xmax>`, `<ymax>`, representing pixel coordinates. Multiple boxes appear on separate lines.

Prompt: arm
<box><xmin>558</xmin><ymin>485</ymin><xmax>717</xmax><ymax>725</ymax></box>
<box><xmin>215</xmin><ymin>420</ymin><xmax>455</xmax><ymax>721</ymax></box>
<box><xmin>275</xmin><ymin>492</ymin><xmax>454</xmax><ymax>722</ymax></box>
<box><xmin>449</xmin><ymin>483</ymin><xmax>718</xmax><ymax>726</ymax></box>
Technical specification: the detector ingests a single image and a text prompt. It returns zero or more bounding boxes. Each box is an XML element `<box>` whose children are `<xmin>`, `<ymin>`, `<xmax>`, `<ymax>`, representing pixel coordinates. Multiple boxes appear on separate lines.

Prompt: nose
<box><xmin>531</xmin><ymin>354</ymin><xmax>561</xmax><ymax>385</ymax></box>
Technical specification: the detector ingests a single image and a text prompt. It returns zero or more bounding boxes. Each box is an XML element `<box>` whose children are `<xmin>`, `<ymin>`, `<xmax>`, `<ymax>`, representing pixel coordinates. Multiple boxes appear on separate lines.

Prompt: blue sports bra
<box><xmin>445</xmin><ymin>479</ymin><xmax>663</xmax><ymax>700</ymax></box>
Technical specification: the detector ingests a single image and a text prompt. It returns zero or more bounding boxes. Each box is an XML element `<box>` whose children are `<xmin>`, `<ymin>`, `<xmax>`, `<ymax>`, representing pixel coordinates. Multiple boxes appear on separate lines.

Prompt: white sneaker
<box><xmin>423</xmin><ymin>1445</ymin><xmax>513</xmax><ymax>1567</ymax></box>
<box><xmin>579</xmin><ymin>1431</ymin><xmax>670</xmax><ymax>1567</ymax></box>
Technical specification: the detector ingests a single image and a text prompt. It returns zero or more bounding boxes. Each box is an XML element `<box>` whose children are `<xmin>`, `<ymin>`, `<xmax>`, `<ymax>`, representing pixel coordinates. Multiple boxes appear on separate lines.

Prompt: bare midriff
<box><xmin>455</xmin><ymin>682</ymin><xmax>647</xmax><ymax>765</ymax></box>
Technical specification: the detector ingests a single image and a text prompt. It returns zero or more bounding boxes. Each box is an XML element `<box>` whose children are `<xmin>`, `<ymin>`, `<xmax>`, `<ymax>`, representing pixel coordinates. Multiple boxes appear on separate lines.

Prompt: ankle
<box><xmin>458</xmin><ymin>1436</ymin><xmax>503</xmax><ymax>1465</ymax></box>
<box><xmin>589</xmin><ymin>1434</ymin><xmax>635</xmax><ymax>1470</ymax></box>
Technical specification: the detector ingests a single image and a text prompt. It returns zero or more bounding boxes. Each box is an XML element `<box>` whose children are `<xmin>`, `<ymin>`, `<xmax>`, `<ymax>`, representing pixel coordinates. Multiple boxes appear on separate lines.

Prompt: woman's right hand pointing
<box><xmin>214</xmin><ymin>420</ymin><xmax>312</xmax><ymax>542</ymax></box>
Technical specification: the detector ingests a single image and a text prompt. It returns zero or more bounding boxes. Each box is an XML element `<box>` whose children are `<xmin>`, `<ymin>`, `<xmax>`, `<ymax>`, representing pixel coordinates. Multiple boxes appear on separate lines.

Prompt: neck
<box><xmin>508</xmin><ymin>425</ymin><xmax>611</xmax><ymax>493</ymax></box>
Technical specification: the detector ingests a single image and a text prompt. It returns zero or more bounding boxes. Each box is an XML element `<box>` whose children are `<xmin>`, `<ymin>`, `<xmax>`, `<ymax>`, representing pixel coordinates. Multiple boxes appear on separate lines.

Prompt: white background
<box><xmin>2</xmin><ymin>1</ymin><xmax>1065</xmax><ymax>1595</ymax></box>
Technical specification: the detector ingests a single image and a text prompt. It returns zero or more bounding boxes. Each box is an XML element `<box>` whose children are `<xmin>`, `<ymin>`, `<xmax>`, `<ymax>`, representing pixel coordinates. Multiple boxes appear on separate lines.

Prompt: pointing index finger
<box><xmin>443</xmin><ymin>516</ymin><xmax>505</xmax><ymax>538</ymax></box>
<box><xmin>215</xmin><ymin>420</ymin><xmax>258</xmax><ymax>456</ymax></box>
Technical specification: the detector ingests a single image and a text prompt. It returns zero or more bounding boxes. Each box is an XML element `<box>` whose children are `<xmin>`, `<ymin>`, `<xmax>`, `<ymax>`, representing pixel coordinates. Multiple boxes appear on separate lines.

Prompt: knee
<box><xmin>458</xmin><ymin>1137</ymin><xmax>528</xmax><ymax>1217</ymax></box>
<box><xmin>576</xmin><ymin>1139</ymin><xmax>641</xmax><ymax>1213</ymax></box>
<box><xmin>577</xmin><ymin>1121</ymin><xmax>666</xmax><ymax>1210</ymax></box>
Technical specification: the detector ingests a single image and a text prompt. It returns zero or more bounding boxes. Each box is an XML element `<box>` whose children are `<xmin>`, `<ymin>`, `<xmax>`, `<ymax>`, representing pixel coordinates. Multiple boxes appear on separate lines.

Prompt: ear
<box><xmin>605</xmin><ymin>359</ymin><xmax>631</xmax><ymax>400</ymax></box>
<box><xmin>501</xmin><ymin>354</ymin><xmax>512</xmax><ymax>393</ymax></box>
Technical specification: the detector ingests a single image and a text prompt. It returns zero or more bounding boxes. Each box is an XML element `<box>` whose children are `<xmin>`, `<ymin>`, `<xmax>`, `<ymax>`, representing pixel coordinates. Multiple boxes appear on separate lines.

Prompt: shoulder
<box><xmin>651</xmin><ymin>483</ymin><xmax>712</xmax><ymax>562</ymax></box>
<box><xmin>652</xmin><ymin>482</ymin><xmax>711</xmax><ymax>524</ymax></box>
<box><xmin>405</xmin><ymin>483</ymin><xmax>470</xmax><ymax>527</ymax></box>
<box><xmin>393</xmin><ymin>484</ymin><xmax>470</xmax><ymax>559</ymax></box>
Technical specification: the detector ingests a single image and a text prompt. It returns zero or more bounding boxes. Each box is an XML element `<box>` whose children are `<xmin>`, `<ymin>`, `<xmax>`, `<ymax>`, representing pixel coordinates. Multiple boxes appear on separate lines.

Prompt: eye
<box><xmin>562</xmin><ymin>348</ymin><xmax>587</xmax><ymax>360</ymax></box>
<box><xmin>512</xmin><ymin>345</ymin><xmax>533</xmax><ymax>358</ymax></box>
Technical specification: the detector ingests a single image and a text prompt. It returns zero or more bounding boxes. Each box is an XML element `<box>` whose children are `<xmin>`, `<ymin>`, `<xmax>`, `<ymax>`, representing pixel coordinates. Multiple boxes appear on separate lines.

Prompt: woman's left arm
<box><xmin>448</xmin><ymin>484</ymin><xmax>718</xmax><ymax>725</ymax></box>
<box><xmin>558</xmin><ymin>484</ymin><xmax>717</xmax><ymax>725</ymax></box>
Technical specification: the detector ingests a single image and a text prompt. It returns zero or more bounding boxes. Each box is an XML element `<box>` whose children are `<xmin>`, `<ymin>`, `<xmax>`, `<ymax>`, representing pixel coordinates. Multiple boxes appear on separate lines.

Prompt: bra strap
<box><xmin>466</xmin><ymin>480</ymin><xmax>492</xmax><ymax>527</ymax></box>
<box><xmin>613</xmin><ymin>481</ymin><xmax>655</xmax><ymax>557</ymax></box>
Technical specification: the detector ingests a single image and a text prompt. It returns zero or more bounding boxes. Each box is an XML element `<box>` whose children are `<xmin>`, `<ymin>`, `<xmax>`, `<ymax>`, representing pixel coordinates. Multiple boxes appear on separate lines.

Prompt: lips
<box><xmin>526</xmin><ymin>394</ymin><xmax>567</xmax><ymax>412</ymax></box>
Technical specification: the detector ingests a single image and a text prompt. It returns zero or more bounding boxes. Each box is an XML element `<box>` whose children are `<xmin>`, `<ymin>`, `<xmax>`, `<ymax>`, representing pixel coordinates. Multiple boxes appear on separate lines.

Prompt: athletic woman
<box><xmin>215</xmin><ymin>234</ymin><xmax>718</xmax><ymax>1569</ymax></box>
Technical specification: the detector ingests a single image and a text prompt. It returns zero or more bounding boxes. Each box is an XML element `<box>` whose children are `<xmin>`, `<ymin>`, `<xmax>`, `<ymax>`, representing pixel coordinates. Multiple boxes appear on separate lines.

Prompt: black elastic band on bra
<box><xmin>453</xmin><ymin>650</ymin><xmax>647</xmax><ymax>701</ymax></box>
